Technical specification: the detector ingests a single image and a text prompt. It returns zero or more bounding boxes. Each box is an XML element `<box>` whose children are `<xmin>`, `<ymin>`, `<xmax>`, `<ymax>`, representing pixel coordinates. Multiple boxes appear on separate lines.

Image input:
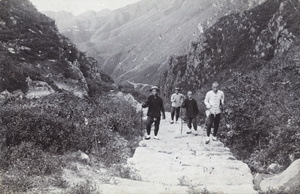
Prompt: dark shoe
<box><xmin>186</xmin><ymin>131</ymin><xmax>192</xmax><ymax>134</ymax></box>
<box><xmin>145</xmin><ymin>135</ymin><xmax>151</xmax><ymax>140</ymax></box>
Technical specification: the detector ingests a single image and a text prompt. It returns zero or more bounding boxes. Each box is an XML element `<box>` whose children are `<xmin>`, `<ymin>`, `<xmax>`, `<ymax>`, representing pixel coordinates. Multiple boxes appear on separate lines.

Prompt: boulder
<box><xmin>253</xmin><ymin>173</ymin><xmax>273</xmax><ymax>190</ymax></box>
<box><xmin>77</xmin><ymin>150</ymin><xmax>90</xmax><ymax>162</ymax></box>
<box><xmin>267</xmin><ymin>163</ymin><xmax>283</xmax><ymax>174</ymax></box>
<box><xmin>260</xmin><ymin>159</ymin><xmax>300</xmax><ymax>192</ymax></box>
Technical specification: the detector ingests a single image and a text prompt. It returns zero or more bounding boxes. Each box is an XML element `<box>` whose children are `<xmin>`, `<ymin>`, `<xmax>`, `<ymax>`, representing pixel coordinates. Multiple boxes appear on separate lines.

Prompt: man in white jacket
<box><xmin>204</xmin><ymin>82</ymin><xmax>224</xmax><ymax>144</ymax></box>
<box><xmin>170</xmin><ymin>87</ymin><xmax>184</xmax><ymax>124</ymax></box>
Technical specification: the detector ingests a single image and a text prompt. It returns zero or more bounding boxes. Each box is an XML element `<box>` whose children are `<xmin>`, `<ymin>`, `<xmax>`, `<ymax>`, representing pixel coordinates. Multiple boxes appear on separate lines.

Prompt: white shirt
<box><xmin>171</xmin><ymin>93</ymin><xmax>184</xmax><ymax>107</ymax></box>
<box><xmin>204</xmin><ymin>90</ymin><xmax>224</xmax><ymax>115</ymax></box>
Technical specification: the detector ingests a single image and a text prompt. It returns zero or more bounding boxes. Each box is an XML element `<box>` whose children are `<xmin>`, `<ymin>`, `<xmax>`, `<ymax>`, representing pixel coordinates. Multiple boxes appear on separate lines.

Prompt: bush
<box><xmin>1</xmin><ymin>142</ymin><xmax>63</xmax><ymax>192</ymax></box>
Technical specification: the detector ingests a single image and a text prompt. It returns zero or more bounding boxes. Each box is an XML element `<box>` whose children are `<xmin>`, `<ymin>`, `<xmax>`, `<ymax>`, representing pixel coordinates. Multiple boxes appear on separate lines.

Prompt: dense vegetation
<box><xmin>0</xmin><ymin>92</ymin><xmax>142</xmax><ymax>192</ymax></box>
<box><xmin>221</xmin><ymin>44</ymin><xmax>300</xmax><ymax>172</ymax></box>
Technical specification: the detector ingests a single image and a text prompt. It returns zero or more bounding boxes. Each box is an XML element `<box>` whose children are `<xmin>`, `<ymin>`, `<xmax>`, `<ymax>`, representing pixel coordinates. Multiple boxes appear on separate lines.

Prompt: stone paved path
<box><xmin>100</xmin><ymin>113</ymin><xmax>257</xmax><ymax>194</ymax></box>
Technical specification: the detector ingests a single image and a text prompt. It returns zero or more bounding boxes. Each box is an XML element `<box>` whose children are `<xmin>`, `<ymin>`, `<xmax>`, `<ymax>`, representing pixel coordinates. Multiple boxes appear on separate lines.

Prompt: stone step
<box><xmin>104</xmin><ymin>113</ymin><xmax>257</xmax><ymax>194</ymax></box>
<box><xmin>99</xmin><ymin>177</ymin><xmax>189</xmax><ymax>194</ymax></box>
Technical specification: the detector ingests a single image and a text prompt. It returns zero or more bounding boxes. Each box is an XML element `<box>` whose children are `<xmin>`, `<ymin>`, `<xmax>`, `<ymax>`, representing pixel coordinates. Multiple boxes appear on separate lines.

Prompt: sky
<box><xmin>30</xmin><ymin>0</ymin><xmax>142</xmax><ymax>15</ymax></box>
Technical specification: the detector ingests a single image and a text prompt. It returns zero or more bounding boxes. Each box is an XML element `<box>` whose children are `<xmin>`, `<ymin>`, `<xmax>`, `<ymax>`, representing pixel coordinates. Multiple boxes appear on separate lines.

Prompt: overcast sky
<box><xmin>30</xmin><ymin>0</ymin><xmax>142</xmax><ymax>15</ymax></box>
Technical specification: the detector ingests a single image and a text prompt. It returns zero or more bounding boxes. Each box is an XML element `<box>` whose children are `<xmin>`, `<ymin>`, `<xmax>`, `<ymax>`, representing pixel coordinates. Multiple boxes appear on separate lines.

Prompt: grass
<box><xmin>178</xmin><ymin>176</ymin><xmax>213</xmax><ymax>194</ymax></box>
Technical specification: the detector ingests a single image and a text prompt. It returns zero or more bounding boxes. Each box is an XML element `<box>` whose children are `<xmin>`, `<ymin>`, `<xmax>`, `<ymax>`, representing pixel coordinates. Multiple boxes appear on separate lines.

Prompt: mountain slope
<box><xmin>44</xmin><ymin>0</ymin><xmax>266</xmax><ymax>84</ymax></box>
<box><xmin>160</xmin><ymin>0</ymin><xmax>299</xmax><ymax>94</ymax></box>
<box><xmin>159</xmin><ymin>0</ymin><xmax>300</xmax><ymax>173</ymax></box>
<box><xmin>0</xmin><ymin>0</ymin><xmax>113</xmax><ymax>97</ymax></box>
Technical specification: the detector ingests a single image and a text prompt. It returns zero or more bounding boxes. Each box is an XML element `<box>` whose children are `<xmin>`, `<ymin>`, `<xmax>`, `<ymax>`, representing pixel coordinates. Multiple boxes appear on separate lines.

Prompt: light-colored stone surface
<box><xmin>100</xmin><ymin>113</ymin><xmax>257</xmax><ymax>194</ymax></box>
<box><xmin>267</xmin><ymin>163</ymin><xmax>283</xmax><ymax>174</ymax></box>
<box><xmin>260</xmin><ymin>159</ymin><xmax>300</xmax><ymax>192</ymax></box>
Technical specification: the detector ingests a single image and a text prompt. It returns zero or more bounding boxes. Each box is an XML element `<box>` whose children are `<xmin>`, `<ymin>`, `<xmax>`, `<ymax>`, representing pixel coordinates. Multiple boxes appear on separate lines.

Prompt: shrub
<box><xmin>1</xmin><ymin>142</ymin><xmax>63</xmax><ymax>192</ymax></box>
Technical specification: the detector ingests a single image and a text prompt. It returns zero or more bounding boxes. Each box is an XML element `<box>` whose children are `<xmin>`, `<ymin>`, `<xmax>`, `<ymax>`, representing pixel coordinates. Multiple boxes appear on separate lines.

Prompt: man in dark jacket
<box><xmin>181</xmin><ymin>91</ymin><xmax>199</xmax><ymax>134</ymax></box>
<box><xmin>142</xmin><ymin>86</ymin><xmax>166</xmax><ymax>140</ymax></box>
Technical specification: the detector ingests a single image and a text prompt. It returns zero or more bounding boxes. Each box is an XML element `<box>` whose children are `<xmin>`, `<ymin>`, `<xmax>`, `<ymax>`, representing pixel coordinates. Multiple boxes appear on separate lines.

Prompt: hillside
<box><xmin>0</xmin><ymin>0</ymin><xmax>113</xmax><ymax>98</ymax></box>
<box><xmin>160</xmin><ymin>0</ymin><xmax>300</xmax><ymax>174</ymax></box>
<box><xmin>0</xmin><ymin>0</ymin><xmax>143</xmax><ymax>192</ymax></box>
<box><xmin>44</xmin><ymin>0</ymin><xmax>266</xmax><ymax>85</ymax></box>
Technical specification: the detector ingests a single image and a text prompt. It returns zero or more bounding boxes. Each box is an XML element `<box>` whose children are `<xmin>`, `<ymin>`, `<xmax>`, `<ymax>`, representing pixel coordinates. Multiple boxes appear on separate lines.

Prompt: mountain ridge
<box><xmin>43</xmin><ymin>0</ymin><xmax>266</xmax><ymax>85</ymax></box>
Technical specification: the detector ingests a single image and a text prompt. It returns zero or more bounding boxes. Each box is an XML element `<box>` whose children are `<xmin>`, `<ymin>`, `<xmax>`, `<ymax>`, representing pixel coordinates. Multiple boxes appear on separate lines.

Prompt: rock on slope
<box><xmin>0</xmin><ymin>0</ymin><xmax>113</xmax><ymax>97</ymax></box>
<box><xmin>259</xmin><ymin>159</ymin><xmax>300</xmax><ymax>193</ymax></box>
<box><xmin>44</xmin><ymin>0</ymin><xmax>266</xmax><ymax>84</ymax></box>
<box><xmin>260</xmin><ymin>159</ymin><xmax>300</xmax><ymax>192</ymax></box>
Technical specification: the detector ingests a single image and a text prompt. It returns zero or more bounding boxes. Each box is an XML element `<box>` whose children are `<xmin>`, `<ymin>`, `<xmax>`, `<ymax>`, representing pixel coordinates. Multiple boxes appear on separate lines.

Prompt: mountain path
<box><xmin>99</xmin><ymin>112</ymin><xmax>257</xmax><ymax>194</ymax></box>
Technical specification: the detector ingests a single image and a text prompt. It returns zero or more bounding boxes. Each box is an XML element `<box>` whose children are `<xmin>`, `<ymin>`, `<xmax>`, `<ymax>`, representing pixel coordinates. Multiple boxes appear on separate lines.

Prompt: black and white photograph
<box><xmin>0</xmin><ymin>0</ymin><xmax>299</xmax><ymax>193</ymax></box>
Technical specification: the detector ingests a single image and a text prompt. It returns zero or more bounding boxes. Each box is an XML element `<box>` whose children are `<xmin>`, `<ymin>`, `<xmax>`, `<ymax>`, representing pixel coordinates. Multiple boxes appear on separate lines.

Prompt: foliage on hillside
<box><xmin>221</xmin><ymin>43</ymin><xmax>300</xmax><ymax>172</ymax></box>
<box><xmin>0</xmin><ymin>92</ymin><xmax>142</xmax><ymax>192</ymax></box>
<box><xmin>160</xmin><ymin>0</ymin><xmax>300</xmax><ymax>172</ymax></box>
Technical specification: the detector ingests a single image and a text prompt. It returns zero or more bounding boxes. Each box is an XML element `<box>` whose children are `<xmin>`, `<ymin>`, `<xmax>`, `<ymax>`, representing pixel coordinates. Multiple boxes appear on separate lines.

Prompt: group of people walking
<box><xmin>142</xmin><ymin>82</ymin><xmax>224</xmax><ymax>144</ymax></box>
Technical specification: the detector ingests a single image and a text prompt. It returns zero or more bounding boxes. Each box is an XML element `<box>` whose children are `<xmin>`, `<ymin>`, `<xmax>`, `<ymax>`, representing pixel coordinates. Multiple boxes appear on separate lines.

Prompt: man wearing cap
<box><xmin>142</xmin><ymin>86</ymin><xmax>166</xmax><ymax>140</ymax></box>
<box><xmin>181</xmin><ymin>91</ymin><xmax>199</xmax><ymax>134</ymax></box>
<box><xmin>170</xmin><ymin>87</ymin><xmax>185</xmax><ymax>124</ymax></box>
<box><xmin>204</xmin><ymin>82</ymin><xmax>225</xmax><ymax>144</ymax></box>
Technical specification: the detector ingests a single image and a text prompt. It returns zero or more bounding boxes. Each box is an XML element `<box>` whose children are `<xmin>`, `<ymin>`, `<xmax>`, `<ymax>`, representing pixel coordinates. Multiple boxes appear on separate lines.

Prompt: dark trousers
<box><xmin>146</xmin><ymin>116</ymin><xmax>161</xmax><ymax>136</ymax></box>
<box><xmin>206</xmin><ymin>113</ymin><xmax>221</xmax><ymax>137</ymax></box>
<box><xmin>187</xmin><ymin>117</ymin><xmax>197</xmax><ymax>130</ymax></box>
<box><xmin>171</xmin><ymin>107</ymin><xmax>180</xmax><ymax>121</ymax></box>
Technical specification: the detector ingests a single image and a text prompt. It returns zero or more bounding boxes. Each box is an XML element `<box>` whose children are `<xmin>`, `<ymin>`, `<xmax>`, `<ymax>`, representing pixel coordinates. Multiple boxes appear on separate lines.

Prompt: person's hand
<box><xmin>206</xmin><ymin>104</ymin><xmax>211</xmax><ymax>109</ymax></box>
<box><xmin>205</xmin><ymin>110</ymin><xmax>211</xmax><ymax>117</ymax></box>
<box><xmin>139</xmin><ymin>104</ymin><xmax>143</xmax><ymax>111</ymax></box>
<box><xmin>162</xmin><ymin>115</ymin><xmax>166</xmax><ymax>120</ymax></box>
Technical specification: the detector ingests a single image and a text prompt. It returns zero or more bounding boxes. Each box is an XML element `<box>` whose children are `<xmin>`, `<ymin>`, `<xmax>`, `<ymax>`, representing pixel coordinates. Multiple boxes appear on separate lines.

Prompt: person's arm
<box><xmin>180</xmin><ymin>94</ymin><xmax>185</xmax><ymax>105</ymax></box>
<box><xmin>204</xmin><ymin>92</ymin><xmax>211</xmax><ymax>109</ymax></box>
<box><xmin>181</xmin><ymin>99</ymin><xmax>186</xmax><ymax>108</ymax></box>
<box><xmin>220</xmin><ymin>91</ymin><xmax>225</xmax><ymax>111</ymax></box>
<box><xmin>221</xmin><ymin>91</ymin><xmax>225</xmax><ymax>105</ymax></box>
<box><xmin>142</xmin><ymin>96</ymin><xmax>150</xmax><ymax>108</ymax></box>
<box><xmin>160</xmin><ymin>99</ymin><xmax>166</xmax><ymax>119</ymax></box>
<box><xmin>194</xmin><ymin>100</ymin><xmax>199</xmax><ymax>115</ymax></box>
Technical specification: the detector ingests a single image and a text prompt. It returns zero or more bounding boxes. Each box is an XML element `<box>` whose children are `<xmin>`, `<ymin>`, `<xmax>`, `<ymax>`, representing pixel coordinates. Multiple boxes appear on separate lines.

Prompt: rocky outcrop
<box><xmin>113</xmin><ymin>92</ymin><xmax>141</xmax><ymax>112</ymax></box>
<box><xmin>260</xmin><ymin>159</ymin><xmax>300</xmax><ymax>192</ymax></box>
<box><xmin>25</xmin><ymin>77</ymin><xmax>55</xmax><ymax>98</ymax></box>
<box><xmin>0</xmin><ymin>0</ymin><xmax>113</xmax><ymax>97</ymax></box>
